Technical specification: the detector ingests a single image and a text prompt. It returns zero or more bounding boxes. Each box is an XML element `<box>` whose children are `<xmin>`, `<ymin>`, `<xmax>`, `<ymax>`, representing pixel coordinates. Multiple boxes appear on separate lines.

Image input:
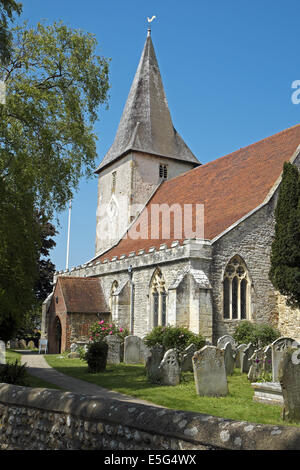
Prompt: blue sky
<box><xmin>19</xmin><ymin>0</ymin><xmax>300</xmax><ymax>271</ymax></box>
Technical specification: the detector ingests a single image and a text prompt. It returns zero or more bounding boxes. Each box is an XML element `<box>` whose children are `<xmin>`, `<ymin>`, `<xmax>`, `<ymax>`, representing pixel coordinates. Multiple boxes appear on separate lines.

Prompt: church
<box><xmin>42</xmin><ymin>29</ymin><xmax>300</xmax><ymax>353</ymax></box>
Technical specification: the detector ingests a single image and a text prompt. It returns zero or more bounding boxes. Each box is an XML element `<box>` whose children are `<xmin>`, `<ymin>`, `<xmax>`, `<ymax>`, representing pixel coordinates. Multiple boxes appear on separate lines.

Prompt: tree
<box><xmin>0</xmin><ymin>0</ymin><xmax>22</xmax><ymax>65</ymax></box>
<box><xmin>0</xmin><ymin>19</ymin><xmax>110</xmax><ymax>339</ymax></box>
<box><xmin>269</xmin><ymin>162</ymin><xmax>300</xmax><ymax>309</ymax></box>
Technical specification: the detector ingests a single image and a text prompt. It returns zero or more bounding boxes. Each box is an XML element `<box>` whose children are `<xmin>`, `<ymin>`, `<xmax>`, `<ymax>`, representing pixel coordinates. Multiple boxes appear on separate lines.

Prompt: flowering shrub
<box><xmin>88</xmin><ymin>320</ymin><xmax>129</xmax><ymax>343</ymax></box>
<box><xmin>144</xmin><ymin>325</ymin><xmax>206</xmax><ymax>354</ymax></box>
<box><xmin>233</xmin><ymin>321</ymin><xmax>280</xmax><ymax>348</ymax></box>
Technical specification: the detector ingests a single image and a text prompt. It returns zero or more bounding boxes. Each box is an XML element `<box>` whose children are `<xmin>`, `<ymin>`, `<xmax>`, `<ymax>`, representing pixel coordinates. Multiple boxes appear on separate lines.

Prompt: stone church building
<box><xmin>42</xmin><ymin>30</ymin><xmax>300</xmax><ymax>353</ymax></box>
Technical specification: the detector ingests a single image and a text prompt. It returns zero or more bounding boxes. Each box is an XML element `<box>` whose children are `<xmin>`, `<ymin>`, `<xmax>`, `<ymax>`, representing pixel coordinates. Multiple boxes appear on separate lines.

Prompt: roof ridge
<box><xmin>162</xmin><ymin>123</ymin><xmax>300</xmax><ymax>186</ymax></box>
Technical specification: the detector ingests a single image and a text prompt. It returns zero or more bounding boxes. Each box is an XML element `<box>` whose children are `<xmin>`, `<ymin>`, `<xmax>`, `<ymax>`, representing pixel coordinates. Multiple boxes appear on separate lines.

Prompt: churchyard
<box><xmin>39</xmin><ymin>327</ymin><xmax>300</xmax><ymax>428</ymax></box>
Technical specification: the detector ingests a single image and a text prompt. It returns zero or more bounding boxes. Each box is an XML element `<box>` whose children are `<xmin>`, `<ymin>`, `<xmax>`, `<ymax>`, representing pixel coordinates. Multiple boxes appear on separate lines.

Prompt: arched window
<box><xmin>223</xmin><ymin>255</ymin><xmax>251</xmax><ymax>320</ymax></box>
<box><xmin>150</xmin><ymin>269</ymin><xmax>167</xmax><ymax>327</ymax></box>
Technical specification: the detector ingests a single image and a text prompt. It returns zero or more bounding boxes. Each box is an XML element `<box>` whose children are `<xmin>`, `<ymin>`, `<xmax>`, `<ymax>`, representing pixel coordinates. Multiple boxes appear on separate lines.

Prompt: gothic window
<box><xmin>223</xmin><ymin>255</ymin><xmax>251</xmax><ymax>320</ymax></box>
<box><xmin>159</xmin><ymin>164</ymin><xmax>168</xmax><ymax>179</ymax></box>
<box><xmin>150</xmin><ymin>269</ymin><xmax>167</xmax><ymax>327</ymax></box>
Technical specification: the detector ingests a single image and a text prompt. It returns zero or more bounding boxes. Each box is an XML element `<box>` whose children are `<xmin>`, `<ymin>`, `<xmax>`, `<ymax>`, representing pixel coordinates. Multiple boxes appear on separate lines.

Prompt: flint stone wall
<box><xmin>1</xmin><ymin>384</ymin><xmax>300</xmax><ymax>450</ymax></box>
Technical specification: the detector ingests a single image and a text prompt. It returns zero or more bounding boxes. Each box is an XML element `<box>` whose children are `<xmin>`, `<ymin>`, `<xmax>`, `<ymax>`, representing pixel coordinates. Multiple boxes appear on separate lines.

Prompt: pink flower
<box><xmin>89</xmin><ymin>337</ymin><xmax>93</xmax><ymax>340</ymax></box>
<box><xmin>109</xmin><ymin>331</ymin><xmax>113</xmax><ymax>335</ymax></box>
<box><xmin>119</xmin><ymin>328</ymin><xmax>123</xmax><ymax>332</ymax></box>
<box><xmin>100</xmin><ymin>320</ymin><xmax>104</xmax><ymax>324</ymax></box>
<box><xmin>102</xmin><ymin>327</ymin><xmax>106</xmax><ymax>331</ymax></box>
<box><xmin>96</xmin><ymin>333</ymin><xmax>99</xmax><ymax>337</ymax></box>
<box><xmin>109</xmin><ymin>324</ymin><xmax>113</xmax><ymax>328</ymax></box>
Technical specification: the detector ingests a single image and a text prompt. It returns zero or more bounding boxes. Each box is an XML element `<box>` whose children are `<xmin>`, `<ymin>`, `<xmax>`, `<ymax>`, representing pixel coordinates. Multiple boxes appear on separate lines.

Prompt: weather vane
<box><xmin>147</xmin><ymin>15</ymin><xmax>156</xmax><ymax>35</ymax></box>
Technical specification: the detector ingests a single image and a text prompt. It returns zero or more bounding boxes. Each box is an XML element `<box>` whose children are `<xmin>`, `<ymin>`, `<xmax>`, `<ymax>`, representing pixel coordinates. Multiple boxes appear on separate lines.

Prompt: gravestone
<box><xmin>9</xmin><ymin>340</ymin><xmax>18</xmax><ymax>349</ymax></box>
<box><xmin>124</xmin><ymin>335</ymin><xmax>142</xmax><ymax>364</ymax></box>
<box><xmin>0</xmin><ymin>340</ymin><xmax>6</xmax><ymax>365</ymax></box>
<box><xmin>67</xmin><ymin>351</ymin><xmax>80</xmax><ymax>359</ymax></box>
<box><xmin>222</xmin><ymin>341</ymin><xmax>235</xmax><ymax>376</ymax></box>
<box><xmin>27</xmin><ymin>340</ymin><xmax>35</xmax><ymax>349</ymax></box>
<box><xmin>18</xmin><ymin>339</ymin><xmax>27</xmax><ymax>350</ymax></box>
<box><xmin>235</xmin><ymin>344</ymin><xmax>247</xmax><ymax>369</ymax></box>
<box><xmin>248</xmin><ymin>348</ymin><xmax>264</xmax><ymax>382</ymax></box>
<box><xmin>192</xmin><ymin>345</ymin><xmax>228</xmax><ymax>397</ymax></box>
<box><xmin>70</xmin><ymin>343</ymin><xmax>78</xmax><ymax>353</ymax></box>
<box><xmin>140</xmin><ymin>340</ymin><xmax>151</xmax><ymax>364</ymax></box>
<box><xmin>158</xmin><ymin>349</ymin><xmax>181</xmax><ymax>386</ymax></box>
<box><xmin>263</xmin><ymin>345</ymin><xmax>272</xmax><ymax>373</ymax></box>
<box><xmin>271</xmin><ymin>337</ymin><xmax>298</xmax><ymax>382</ymax></box>
<box><xmin>217</xmin><ymin>335</ymin><xmax>236</xmax><ymax>350</ymax></box>
<box><xmin>241</xmin><ymin>343</ymin><xmax>255</xmax><ymax>374</ymax></box>
<box><xmin>279</xmin><ymin>347</ymin><xmax>300</xmax><ymax>422</ymax></box>
<box><xmin>181</xmin><ymin>343</ymin><xmax>197</xmax><ymax>372</ymax></box>
<box><xmin>146</xmin><ymin>345</ymin><xmax>164</xmax><ymax>384</ymax></box>
<box><xmin>104</xmin><ymin>335</ymin><xmax>122</xmax><ymax>365</ymax></box>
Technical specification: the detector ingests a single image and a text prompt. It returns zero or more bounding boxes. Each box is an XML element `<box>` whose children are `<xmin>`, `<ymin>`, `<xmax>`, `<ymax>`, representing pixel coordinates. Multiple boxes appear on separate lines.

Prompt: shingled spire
<box><xmin>95</xmin><ymin>30</ymin><xmax>200</xmax><ymax>173</ymax></box>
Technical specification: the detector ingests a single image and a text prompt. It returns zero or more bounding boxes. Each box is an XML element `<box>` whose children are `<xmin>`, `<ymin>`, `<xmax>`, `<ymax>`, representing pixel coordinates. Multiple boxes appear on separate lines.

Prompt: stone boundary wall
<box><xmin>1</xmin><ymin>384</ymin><xmax>300</xmax><ymax>450</ymax></box>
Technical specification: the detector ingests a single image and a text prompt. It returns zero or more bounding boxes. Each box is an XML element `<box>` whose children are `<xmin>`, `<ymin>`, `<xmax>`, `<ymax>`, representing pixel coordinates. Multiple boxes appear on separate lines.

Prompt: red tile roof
<box><xmin>96</xmin><ymin>124</ymin><xmax>300</xmax><ymax>262</ymax></box>
<box><xmin>56</xmin><ymin>277</ymin><xmax>109</xmax><ymax>313</ymax></box>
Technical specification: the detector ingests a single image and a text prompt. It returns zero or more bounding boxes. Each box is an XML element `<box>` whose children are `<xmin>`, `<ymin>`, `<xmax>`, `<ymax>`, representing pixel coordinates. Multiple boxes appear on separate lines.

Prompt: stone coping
<box><xmin>1</xmin><ymin>384</ymin><xmax>300</xmax><ymax>450</ymax></box>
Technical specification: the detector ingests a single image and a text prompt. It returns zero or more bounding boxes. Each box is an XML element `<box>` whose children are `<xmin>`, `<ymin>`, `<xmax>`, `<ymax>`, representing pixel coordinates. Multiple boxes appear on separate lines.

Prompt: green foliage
<box><xmin>0</xmin><ymin>359</ymin><xmax>29</xmax><ymax>385</ymax></box>
<box><xmin>269</xmin><ymin>162</ymin><xmax>300</xmax><ymax>309</ymax></box>
<box><xmin>85</xmin><ymin>341</ymin><xmax>108</xmax><ymax>373</ymax></box>
<box><xmin>0</xmin><ymin>0</ymin><xmax>22</xmax><ymax>65</ymax></box>
<box><xmin>0</xmin><ymin>21</ymin><xmax>110</xmax><ymax>216</ymax></box>
<box><xmin>233</xmin><ymin>320</ymin><xmax>280</xmax><ymax>348</ymax></box>
<box><xmin>144</xmin><ymin>325</ymin><xmax>206</xmax><ymax>354</ymax></box>
<box><xmin>89</xmin><ymin>320</ymin><xmax>129</xmax><ymax>343</ymax></box>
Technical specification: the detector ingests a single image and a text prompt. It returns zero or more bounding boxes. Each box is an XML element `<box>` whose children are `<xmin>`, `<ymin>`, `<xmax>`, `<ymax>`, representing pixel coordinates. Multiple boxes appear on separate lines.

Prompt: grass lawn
<box><xmin>5</xmin><ymin>349</ymin><xmax>61</xmax><ymax>390</ymax></box>
<box><xmin>45</xmin><ymin>354</ymin><xmax>297</xmax><ymax>427</ymax></box>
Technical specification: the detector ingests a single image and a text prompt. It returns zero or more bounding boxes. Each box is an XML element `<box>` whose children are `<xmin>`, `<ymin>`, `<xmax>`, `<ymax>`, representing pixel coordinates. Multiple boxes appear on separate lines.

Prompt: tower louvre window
<box><xmin>159</xmin><ymin>164</ymin><xmax>168</xmax><ymax>179</ymax></box>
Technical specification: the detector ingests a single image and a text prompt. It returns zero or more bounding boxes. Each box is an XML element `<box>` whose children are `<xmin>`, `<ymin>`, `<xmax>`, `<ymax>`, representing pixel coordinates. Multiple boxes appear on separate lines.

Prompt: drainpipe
<box><xmin>128</xmin><ymin>265</ymin><xmax>134</xmax><ymax>334</ymax></box>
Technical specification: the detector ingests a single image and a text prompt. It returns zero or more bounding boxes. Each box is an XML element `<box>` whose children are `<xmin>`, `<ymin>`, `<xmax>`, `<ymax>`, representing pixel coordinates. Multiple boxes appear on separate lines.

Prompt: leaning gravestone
<box><xmin>279</xmin><ymin>347</ymin><xmax>300</xmax><ymax>422</ymax></box>
<box><xmin>158</xmin><ymin>349</ymin><xmax>181</xmax><ymax>386</ymax></box>
<box><xmin>248</xmin><ymin>348</ymin><xmax>264</xmax><ymax>382</ymax></box>
<box><xmin>192</xmin><ymin>346</ymin><xmax>228</xmax><ymax>397</ymax></box>
<box><xmin>222</xmin><ymin>341</ymin><xmax>235</xmax><ymax>376</ymax></box>
<box><xmin>217</xmin><ymin>335</ymin><xmax>236</xmax><ymax>350</ymax></box>
<box><xmin>146</xmin><ymin>345</ymin><xmax>164</xmax><ymax>384</ymax></box>
<box><xmin>241</xmin><ymin>343</ymin><xmax>255</xmax><ymax>374</ymax></box>
<box><xmin>181</xmin><ymin>343</ymin><xmax>197</xmax><ymax>372</ymax></box>
<box><xmin>0</xmin><ymin>340</ymin><xmax>6</xmax><ymax>365</ymax></box>
<box><xmin>271</xmin><ymin>337</ymin><xmax>297</xmax><ymax>382</ymax></box>
<box><xmin>235</xmin><ymin>344</ymin><xmax>247</xmax><ymax>369</ymax></box>
<box><xmin>104</xmin><ymin>335</ymin><xmax>122</xmax><ymax>365</ymax></box>
<box><xmin>124</xmin><ymin>335</ymin><xmax>142</xmax><ymax>364</ymax></box>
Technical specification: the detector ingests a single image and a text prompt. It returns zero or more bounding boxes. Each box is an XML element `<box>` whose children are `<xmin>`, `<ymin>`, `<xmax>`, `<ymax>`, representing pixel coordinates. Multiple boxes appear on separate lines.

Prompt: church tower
<box><xmin>95</xmin><ymin>30</ymin><xmax>200</xmax><ymax>256</ymax></box>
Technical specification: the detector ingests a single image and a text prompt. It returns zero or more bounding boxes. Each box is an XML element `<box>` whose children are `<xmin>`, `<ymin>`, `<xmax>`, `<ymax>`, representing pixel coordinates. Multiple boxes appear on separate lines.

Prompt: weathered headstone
<box><xmin>192</xmin><ymin>346</ymin><xmax>228</xmax><ymax>397</ymax></box>
<box><xmin>158</xmin><ymin>349</ymin><xmax>181</xmax><ymax>386</ymax></box>
<box><xmin>248</xmin><ymin>348</ymin><xmax>264</xmax><ymax>382</ymax></box>
<box><xmin>222</xmin><ymin>341</ymin><xmax>235</xmax><ymax>376</ymax></box>
<box><xmin>9</xmin><ymin>340</ymin><xmax>18</xmax><ymax>349</ymax></box>
<box><xmin>217</xmin><ymin>335</ymin><xmax>236</xmax><ymax>350</ymax></box>
<box><xmin>67</xmin><ymin>351</ymin><xmax>80</xmax><ymax>359</ymax></box>
<box><xmin>27</xmin><ymin>340</ymin><xmax>35</xmax><ymax>349</ymax></box>
<box><xmin>124</xmin><ymin>335</ymin><xmax>142</xmax><ymax>364</ymax></box>
<box><xmin>18</xmin><ymin>339</ymin><xmax>27</xmax><ymax>350</ymax></box>
<box><xmin>146</xmin><ymin>345</ymin><xmax>164</xmax><ymax>384</ymax></box>
<box><xmin>0</xmin><ymin>340</ymin><xmax>6</xmax><ymax>365</ymax></box>
<box><xmin>279</xmin><ymin>347</ymin><xmax>300</xmax><ymax>422</ymax></box>
<box><xmin>241</xmin><ymin>343</ymin><xmax>255</xmax><ymax>374</ymax></box>
<box><xmin>235</xmin><ymin>344</ymin><xmax>247</xmax><ymax>369</ymax></box>
<box><xmin>140</xmin><ymin>340</ymin><xmax>151</xmax><ymax>364</ymax></box>
<box><xmin>181</xmin><ymin>343</ymin><xmax>197</xmax><ymax>372</ymax></box>
<box><xmin>70</xmin><ymin>343</ymin><xmax>78</xmax><ymax>353</ymax></box>
<box><xmin>263</xmin><ymin>345</ymin><xmax>272</xmax><ymax>373</ymax></box>
<box><xmin>272</xmin><ymin>337</ymin><xmax>297</xmax><ymax>382</ymax></box>
<box><xmin>104</xmin><ymin>335</ymin><xmax>122</xmax><ymax>365</ymax></box>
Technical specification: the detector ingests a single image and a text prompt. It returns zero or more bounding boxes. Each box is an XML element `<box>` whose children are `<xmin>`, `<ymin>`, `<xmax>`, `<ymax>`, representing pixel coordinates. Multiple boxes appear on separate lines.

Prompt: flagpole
<box><xmin>66</xmin><ymin>199</ymin><xmax>72</xmax><ymax>270</ymax></box>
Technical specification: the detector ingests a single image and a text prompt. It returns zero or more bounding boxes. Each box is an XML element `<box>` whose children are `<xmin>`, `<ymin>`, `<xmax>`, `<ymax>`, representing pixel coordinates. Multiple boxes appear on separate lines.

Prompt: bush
<box><xmin>89</xmin><ymin>320</ymin><xmax>129</xmax><ymax>343</ymax></box>
<box><xmin>0</xmin><ymin>360</ymin><xmax>29</xmax><ymax>386</ymax></box>
<box><xmin>233</xmin><ymin>321</ymin><xmax>280</xmax><ymax>348</ymax></box>
<box><xmin>85</xmin><ymin>341</ymin><xmax>108</xmax><ymax>373</ymax></box>
<box><xmin>144</xmin><ymin>326</ymin><xmax>206</xmax><ymax>355</ymax></box>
